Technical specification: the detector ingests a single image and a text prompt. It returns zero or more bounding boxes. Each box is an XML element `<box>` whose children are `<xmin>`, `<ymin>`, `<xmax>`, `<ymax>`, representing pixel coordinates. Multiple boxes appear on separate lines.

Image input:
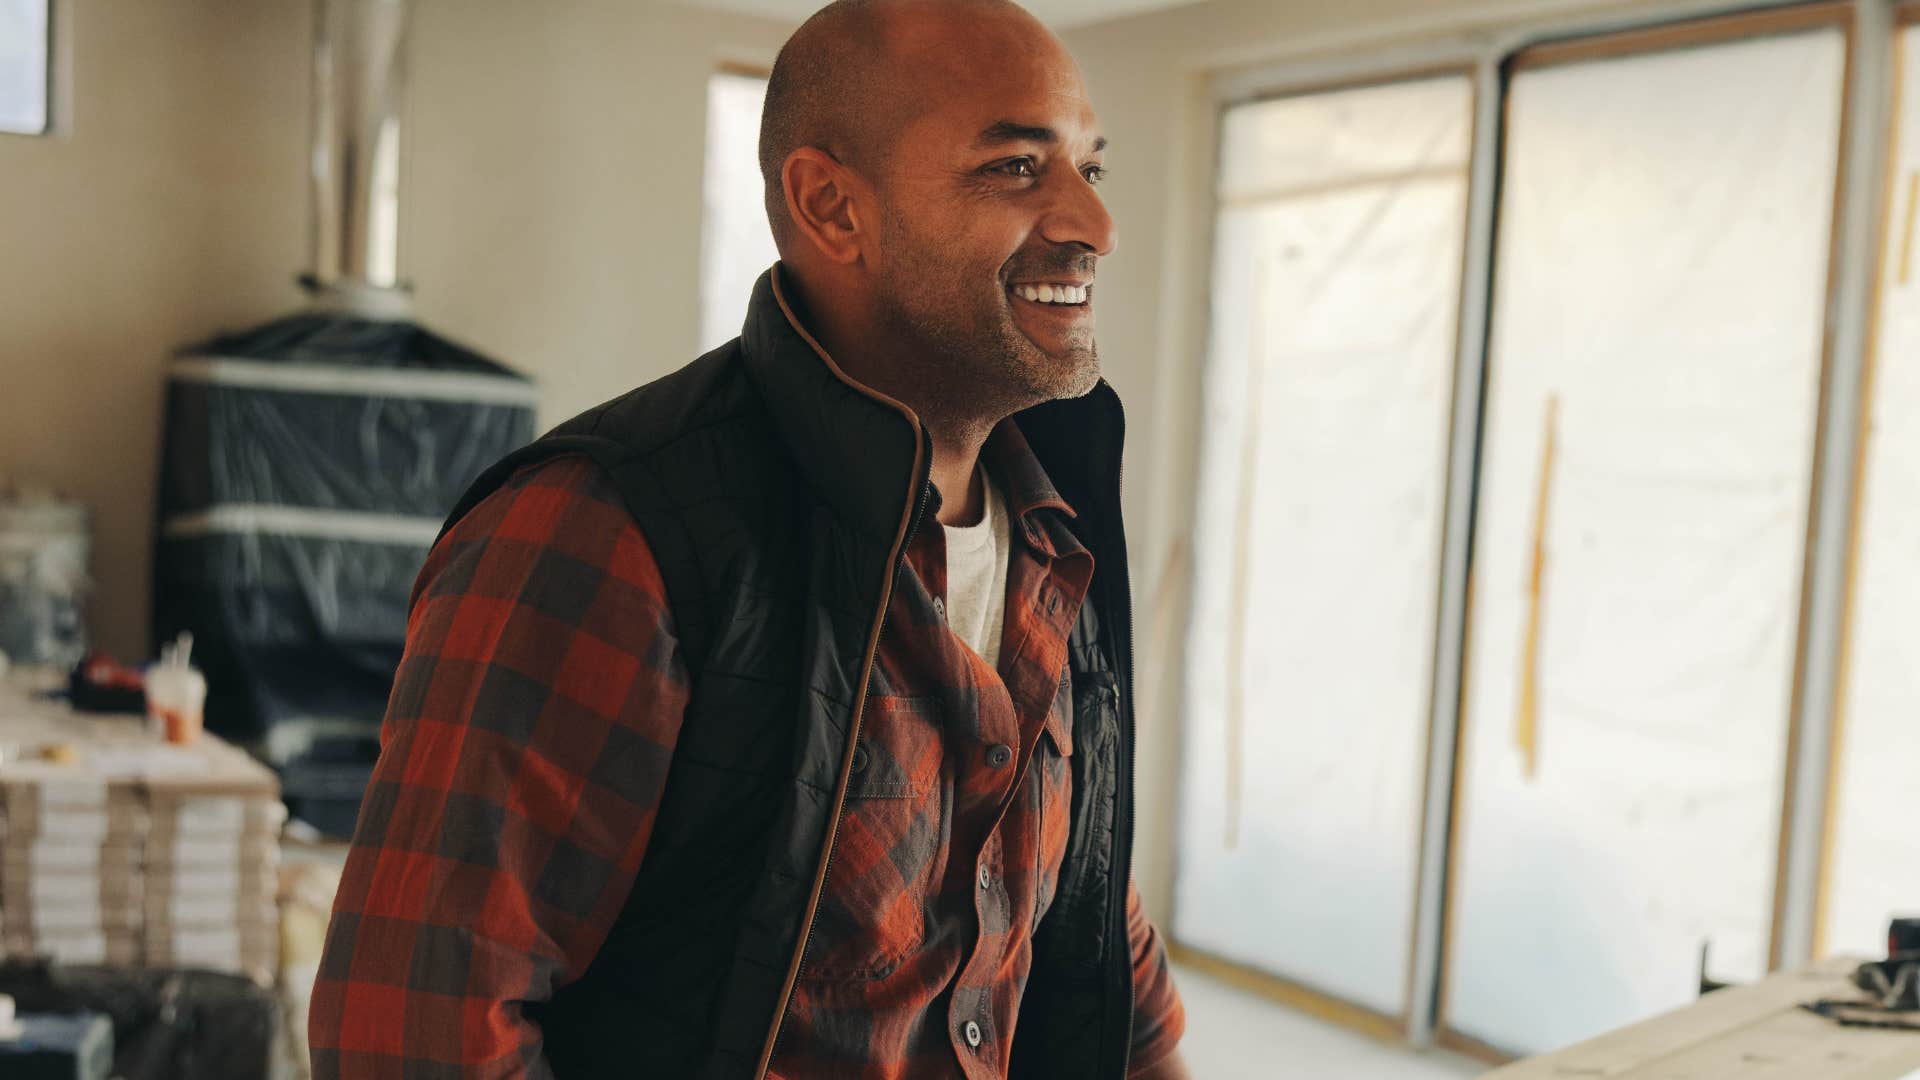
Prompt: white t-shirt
<box><xmin>942</xmin><ymin>466</ymin><xmax>1012</xmax><ymax>668</ymax></box>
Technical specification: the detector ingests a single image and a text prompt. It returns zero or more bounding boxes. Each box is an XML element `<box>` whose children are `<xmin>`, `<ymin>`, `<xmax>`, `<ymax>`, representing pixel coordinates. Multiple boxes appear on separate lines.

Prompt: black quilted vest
<box><xmin>436</xmin><ymin>267</ymin><xmax>1138</xmax><ymax>1079</ymax></box>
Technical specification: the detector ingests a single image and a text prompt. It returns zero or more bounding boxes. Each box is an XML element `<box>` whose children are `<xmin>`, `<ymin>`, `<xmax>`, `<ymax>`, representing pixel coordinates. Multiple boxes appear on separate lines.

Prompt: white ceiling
<box><xmin>673</xmin><ymin>0</ymin><xmax>1209</xmax><ymax>31</ymax></box>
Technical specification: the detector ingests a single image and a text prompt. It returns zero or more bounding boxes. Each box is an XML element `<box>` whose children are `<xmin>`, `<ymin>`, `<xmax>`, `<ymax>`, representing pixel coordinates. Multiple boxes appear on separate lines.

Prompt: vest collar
<box><xmin>739</xmin><ymin>264</ymin><xmax>1127</xmax><ymax>547</ymax></box>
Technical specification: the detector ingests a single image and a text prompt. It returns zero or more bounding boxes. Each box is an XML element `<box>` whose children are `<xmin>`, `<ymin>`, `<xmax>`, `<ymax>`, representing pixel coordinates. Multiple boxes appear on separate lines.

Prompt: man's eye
<box><xmin>996</xmin><ymin>158</ymin><xmax>1038</xmax><ymax>178</ymax></box>
<box><xmin>1082</xmin><ymin>164</ymin><xmax>1107</xmax><ymax>184</ymax></box>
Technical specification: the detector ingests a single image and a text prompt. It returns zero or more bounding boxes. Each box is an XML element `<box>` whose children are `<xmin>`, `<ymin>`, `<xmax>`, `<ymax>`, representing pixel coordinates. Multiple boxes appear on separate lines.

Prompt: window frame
<box><xmin>1812</xmin><ymin>0</ymin><xmax>1920</xmax><ymax>971</ymax></box>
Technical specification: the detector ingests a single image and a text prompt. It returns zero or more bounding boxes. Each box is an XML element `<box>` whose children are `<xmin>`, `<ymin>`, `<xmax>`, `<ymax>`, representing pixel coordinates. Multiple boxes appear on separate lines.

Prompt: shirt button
<box><xmin>1047</xmin><ymin>592</ymin><xmax>1060</xmax><ymax>614</ymax></box>
<box><xmin>850</xmin><ymin>742</ymin><xmax>869</xmax><ymax>775</ymax></box>
<box><xmin>978</xmin><ymin>864</ymin><xmax>992</xmax><ymax>890</ymax></box>
<box><xmin>933</xmin><ymin>596</ymin><xmax>946</xmax><ymax>619</ymax></box>
<box><xmin>986</xmin><ymin>743</ymin><xmax>1012</xmax><ymax>768</ymax></box>
<box><xmin>964</xmin><ymin>1020</ymin><xmax>983</xmax><ymax>1048</ymax></box>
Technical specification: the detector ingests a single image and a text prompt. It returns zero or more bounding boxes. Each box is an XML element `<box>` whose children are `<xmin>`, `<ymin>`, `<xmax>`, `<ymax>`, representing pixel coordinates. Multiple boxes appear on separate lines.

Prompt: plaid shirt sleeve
<box><xmin>1126</xmin><ymin>880</ymin><xmax>1187</xmax><ymax>1075</ymax></box>
<box><xmin>310</xmin><ymin>454</ymin><xmax>690</xmax><ymax>1079</ymax></box>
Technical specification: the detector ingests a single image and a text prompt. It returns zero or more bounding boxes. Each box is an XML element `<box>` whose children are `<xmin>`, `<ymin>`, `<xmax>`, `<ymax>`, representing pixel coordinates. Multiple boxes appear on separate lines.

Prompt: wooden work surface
<box><xmin>1485</xmin><ymin>959</ymin><xmax>1920</xmax><ymax>1079</ymax></box>
<box><xmin>0</xmin><ymin>679</ymin><xmax>277</xmax><ymax>798</ymax></box>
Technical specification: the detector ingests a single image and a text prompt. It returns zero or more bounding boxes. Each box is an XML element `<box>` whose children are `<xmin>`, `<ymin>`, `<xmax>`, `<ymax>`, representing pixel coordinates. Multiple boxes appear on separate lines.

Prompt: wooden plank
<box><xmin>1481</xmin><ymin>961</ymin><xmax>1920</xmax><ymax>1078</ymax></box>
<box><xmin>1643</xmin><ymin>1006</ymin><xmax>1920</xmax><ymax>1080</ymax></box>
<box><xmin>0</xmin><ymin>682</ymin><xmax>278</xmax><ymax>796</ymax></box>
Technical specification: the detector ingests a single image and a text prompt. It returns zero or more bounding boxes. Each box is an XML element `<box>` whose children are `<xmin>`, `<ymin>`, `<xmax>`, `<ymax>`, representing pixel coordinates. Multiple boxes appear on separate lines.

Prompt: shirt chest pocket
<box><xmin>799</xmin><ymin>695</ymin><xmax>948</xmax><ymax>982</ymax></box>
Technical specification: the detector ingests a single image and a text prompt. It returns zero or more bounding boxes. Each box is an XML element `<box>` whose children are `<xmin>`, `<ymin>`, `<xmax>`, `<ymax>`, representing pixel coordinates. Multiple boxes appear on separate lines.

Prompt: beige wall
<box><xmin>406</xmin><ymin>0</ymin><xmax>795</xmax><ymax>425</ymax></box>
<box><xmin>0</xmin><ymin>0</ymin><xmax>309</xmax><ymax>663</ymax></box>
<box><xmin>0</xmin><ymin>0</ymin><xmax>794</xmax><ymax>663</ymax></box>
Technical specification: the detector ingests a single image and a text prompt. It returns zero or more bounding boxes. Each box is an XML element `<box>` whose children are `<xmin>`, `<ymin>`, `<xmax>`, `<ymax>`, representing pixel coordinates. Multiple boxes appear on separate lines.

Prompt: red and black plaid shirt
<box><xmin>311</xmin><ymin>422</ymin><xmax>1184</xmax><ymax>1079</ymax></box>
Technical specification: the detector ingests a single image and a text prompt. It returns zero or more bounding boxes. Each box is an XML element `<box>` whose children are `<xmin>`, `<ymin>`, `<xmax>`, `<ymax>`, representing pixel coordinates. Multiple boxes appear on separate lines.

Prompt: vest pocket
<box><xmin>1040</xmin><ymin>669</ymin><xmax>1118</xmax><ymax>975</ymax></box>
<box><xmin>1034</xmin><ymin>675</ymin><xmax>1075</xmax><ymax>923</ymax></box>
<box><xmin>799</xmin><ymin>694</ymin><xmax>947</xmax><ymax>981</ymax></box>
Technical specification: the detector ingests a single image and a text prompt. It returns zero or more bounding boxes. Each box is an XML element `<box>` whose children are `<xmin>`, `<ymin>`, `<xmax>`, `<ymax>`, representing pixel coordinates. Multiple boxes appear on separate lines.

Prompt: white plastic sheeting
<box><xmin>1445</xmin><ymin>31</ymin><xmax>1845</xmax><ymax>1056</ymax></box>
<box><xmin>1174</xmin><ymin>76</ymin><xmax>1472</xmax><ymax>1018</ymax></box>
<box><xmin>1824</xmin><ymin>24</ymin><xmax>1920</xmax><ymax>963</ymax></box>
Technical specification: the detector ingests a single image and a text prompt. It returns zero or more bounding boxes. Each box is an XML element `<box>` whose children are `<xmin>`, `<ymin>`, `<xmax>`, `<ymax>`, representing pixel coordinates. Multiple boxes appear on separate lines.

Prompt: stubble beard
<box><xmin>873</xmin><ymin>221</ymin><xmax>1101</xmax><ymax>426</ymax></box>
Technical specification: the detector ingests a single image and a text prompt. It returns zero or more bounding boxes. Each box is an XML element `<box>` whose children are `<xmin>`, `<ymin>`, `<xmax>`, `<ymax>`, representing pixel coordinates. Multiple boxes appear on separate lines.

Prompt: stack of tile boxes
<box><xmin>141</xmin><ymin>765</ymin><xmax>284</xmax><ymax>978</ymax></box>
<box><xmin>0</xmin><ymin>777</ymin><xmax>143</xmax><ymax>967</ymax></box>
<box><xmin>0</xmin><ymin>690</ymin><xmax>281</xmax><ymax>982</ymax></box>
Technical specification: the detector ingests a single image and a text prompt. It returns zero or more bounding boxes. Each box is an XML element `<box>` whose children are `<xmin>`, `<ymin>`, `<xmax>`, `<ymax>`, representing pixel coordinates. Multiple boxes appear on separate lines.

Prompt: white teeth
<box><xmin>1013</xmin><ymin>283</ymin><xmax>1088</xmax><ymax>305</ymax></box>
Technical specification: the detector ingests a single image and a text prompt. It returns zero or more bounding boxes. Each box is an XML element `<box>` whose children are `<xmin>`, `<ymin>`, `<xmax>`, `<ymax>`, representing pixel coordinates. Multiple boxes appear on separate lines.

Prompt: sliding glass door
<box><xmin>1443</xmin><ymin>18</ymin><xmax>1847</xmax><ymax>1056</ymax></box>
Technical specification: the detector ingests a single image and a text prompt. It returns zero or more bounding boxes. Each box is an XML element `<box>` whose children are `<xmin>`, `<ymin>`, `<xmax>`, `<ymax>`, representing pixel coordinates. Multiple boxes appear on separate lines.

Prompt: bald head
<box><xmin>753</xmin><ymin>0</ymin><xmax>1113</xmax><ymax>425</ymax></box>
<box><xmin>757</xmin><ymin>0</ymin><xmax>1061</xmax><ymax>246</ymax></box>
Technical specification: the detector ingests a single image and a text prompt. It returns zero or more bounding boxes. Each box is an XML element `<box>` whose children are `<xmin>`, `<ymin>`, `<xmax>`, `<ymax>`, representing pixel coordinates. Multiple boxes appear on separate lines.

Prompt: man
<box><xmin>310</xmin><ymin>0</ymin><xmax>1189</xmax><ymax>1076</ymax></box>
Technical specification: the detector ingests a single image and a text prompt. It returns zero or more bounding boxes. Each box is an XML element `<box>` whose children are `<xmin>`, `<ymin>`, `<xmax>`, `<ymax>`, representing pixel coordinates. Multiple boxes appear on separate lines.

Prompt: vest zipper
<box><xmin>754</xmin><ymin>268</ymin><xmax>944</xmax><ymax>1078</ymax></box>
<box><xmin>1109</xmin><ymin>446</ymin><xmax>1138</xmax><ymax>1074</ymax></box>
<box><xmin>754</xmin><ymin>468</ymin><xmax>933</xmax><ymax>1079</ymax></box>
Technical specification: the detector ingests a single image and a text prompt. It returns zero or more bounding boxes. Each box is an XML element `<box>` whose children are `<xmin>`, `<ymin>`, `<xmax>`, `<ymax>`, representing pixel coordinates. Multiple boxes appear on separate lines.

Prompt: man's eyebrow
<box><xmin>974</xmin><ymin>120</ymin><xmax>1107</xmax><ymax>153</ymax></box>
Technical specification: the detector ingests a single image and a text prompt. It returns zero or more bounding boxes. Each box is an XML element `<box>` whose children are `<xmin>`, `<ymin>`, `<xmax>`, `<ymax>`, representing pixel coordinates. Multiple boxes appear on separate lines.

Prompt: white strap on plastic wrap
<box><xmin>170</xmin><ymin>355</ymin><xmax>538</xmax><ymax>407</ymax></box>
<box><xmin>159</xmin><ymin>505</ymin><xmax>441</xmax><ymax>545</ymax></box>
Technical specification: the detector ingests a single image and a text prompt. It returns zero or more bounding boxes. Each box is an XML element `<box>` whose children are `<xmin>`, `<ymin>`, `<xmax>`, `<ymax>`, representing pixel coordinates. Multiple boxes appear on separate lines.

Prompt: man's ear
<box><xmin>782</xmin><ymin>147</ymin><xmax>867</xmax><ymax>266</ymax></box>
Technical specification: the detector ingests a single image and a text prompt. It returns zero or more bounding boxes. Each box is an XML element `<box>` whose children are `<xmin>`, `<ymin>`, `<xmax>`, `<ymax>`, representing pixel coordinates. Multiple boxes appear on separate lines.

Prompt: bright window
<box><xmin>699</xmin><ymin>71</ymin><xmax>779</xmax><ymax>353</ymax></box>
<box><xmin>0</xmin><ymin>0</ymin><xmax>48</xmax><ymax>135</ymax></box>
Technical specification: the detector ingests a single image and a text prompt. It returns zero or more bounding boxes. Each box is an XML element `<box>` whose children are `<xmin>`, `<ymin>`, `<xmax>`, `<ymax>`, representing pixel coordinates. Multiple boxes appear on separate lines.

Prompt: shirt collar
<box><xmin>982</xmin><ymin>418</ymin><xmax>1083</xmax><ymax>561</ymax></box>
<box><xmin>984</xmin><ymin>417</ymin><xmax>1076</xmax><ymax>523</ymax></box>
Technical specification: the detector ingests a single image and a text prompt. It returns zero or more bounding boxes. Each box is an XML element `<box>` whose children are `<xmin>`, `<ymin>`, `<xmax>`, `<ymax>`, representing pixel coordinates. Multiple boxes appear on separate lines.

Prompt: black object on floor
<box><xmin>1890</xmin><ymin>916</ymin><xmax>1920</xmax><ymax>956</ymax></box>
<box><xmin>0</xmin><ymin>959</ymin><xmax>276</xmax><ymax>1080</ymax></box>
<box><xmin>1697</xmin><ymin>941</ymin><xmax>1732</xmax><ymax>996</ymax></box>
<box><xmin>0</xmin><ymin>1013</ymin><xmax>114</xmax><ymax>1080</ymax></box>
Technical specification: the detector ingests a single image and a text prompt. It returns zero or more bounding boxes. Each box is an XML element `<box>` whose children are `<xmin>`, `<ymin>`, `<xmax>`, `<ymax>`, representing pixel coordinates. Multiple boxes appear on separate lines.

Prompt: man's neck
<box><xmin>928</xmin><ymin>428</ymin><xmax>990</xmax><ymax>527</ymax></box>
<box><xmin>779</xmin><ymin>266</ymin><xmax>1002</xmax><ymax>529</ymax></box>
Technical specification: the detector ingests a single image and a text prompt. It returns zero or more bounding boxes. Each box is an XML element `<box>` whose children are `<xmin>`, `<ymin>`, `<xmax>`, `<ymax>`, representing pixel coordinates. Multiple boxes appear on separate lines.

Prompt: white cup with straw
<box><xmin>147</xmin><ymin>631</ymin><xmax>207</xmax><ymax>745</ymax></box>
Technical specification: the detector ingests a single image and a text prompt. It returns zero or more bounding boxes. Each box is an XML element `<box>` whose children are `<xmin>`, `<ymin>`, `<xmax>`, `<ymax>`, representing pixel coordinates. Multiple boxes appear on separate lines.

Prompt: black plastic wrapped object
<box><xmin>153</xmin><ymin>312</ymin><xmax>534</xmax><ymax>831</ymax></box>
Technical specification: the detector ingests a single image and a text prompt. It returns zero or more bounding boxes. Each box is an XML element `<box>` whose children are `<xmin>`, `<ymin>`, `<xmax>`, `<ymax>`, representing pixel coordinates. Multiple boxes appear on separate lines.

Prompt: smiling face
<box><xmin>863</xmin><ymin>11</ymin><xmax>1115</xmax><ymax>411</ymax></box>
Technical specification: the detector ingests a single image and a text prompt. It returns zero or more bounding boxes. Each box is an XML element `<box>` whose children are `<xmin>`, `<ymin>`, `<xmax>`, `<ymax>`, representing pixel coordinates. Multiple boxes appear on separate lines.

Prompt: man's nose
<box><xmin>1040</xmin><ymin>171</ymin><xmax>1118</xmax><ymax>257</ymax></box>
